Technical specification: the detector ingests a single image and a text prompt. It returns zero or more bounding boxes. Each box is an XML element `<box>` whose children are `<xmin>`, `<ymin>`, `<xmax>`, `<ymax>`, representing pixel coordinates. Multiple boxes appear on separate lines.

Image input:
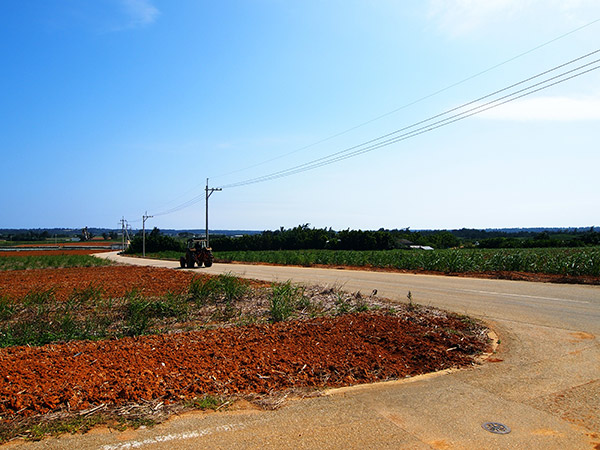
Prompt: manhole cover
<box><xmin>482</xmin><ymin>422</ymin><xmax>511</xmax><ymax>434</ymax></box>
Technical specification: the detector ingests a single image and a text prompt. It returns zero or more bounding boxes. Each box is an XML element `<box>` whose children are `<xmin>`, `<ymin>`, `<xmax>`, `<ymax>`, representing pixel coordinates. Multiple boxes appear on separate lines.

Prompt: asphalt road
<box><xmin>13</xmin><ymin>253</ymin><xmax>600</xmax><ymax>449</ymax></box>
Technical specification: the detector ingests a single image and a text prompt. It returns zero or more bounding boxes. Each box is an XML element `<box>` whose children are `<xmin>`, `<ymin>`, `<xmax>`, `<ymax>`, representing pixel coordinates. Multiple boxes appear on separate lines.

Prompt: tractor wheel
<box><xmin>186</xmin><ymin>257</ymin><xmax>195</xmax><ymax>268</ymax></box>
<box><xmin>179</xmin><ymin>257</ymin><xmax>186</xmax><ymax>268</ymax></box>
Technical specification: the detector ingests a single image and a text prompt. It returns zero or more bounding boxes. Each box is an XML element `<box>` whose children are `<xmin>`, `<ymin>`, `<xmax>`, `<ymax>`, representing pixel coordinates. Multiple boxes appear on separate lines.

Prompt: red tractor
<box><xmin>180</xmin><ymin>238</ymin><xmax>214</xmax><ymax>268</ymax></box>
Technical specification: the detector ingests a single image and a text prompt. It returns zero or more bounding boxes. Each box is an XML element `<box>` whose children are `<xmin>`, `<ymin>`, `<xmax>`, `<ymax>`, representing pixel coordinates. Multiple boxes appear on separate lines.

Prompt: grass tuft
<box><xmin>270</xmin><ymin>281</ymin><xmax>305</xmax><ymax>322</ymax></box>
<box><xmin>187</xmin><ymin>394</ymin><xmax>225</xmax><ymax>410</ymax></box>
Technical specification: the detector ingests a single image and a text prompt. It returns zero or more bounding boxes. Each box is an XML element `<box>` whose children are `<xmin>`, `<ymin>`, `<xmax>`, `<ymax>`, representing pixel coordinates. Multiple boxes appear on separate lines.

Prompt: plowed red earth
<box><xmin>0</xmin><ymin>250</ymin><xmax>112</xmax><ymax>257</ymax></box>
<box><xmin>0</xmin><ymin>266</ymin><xmax>203</xmax><ymax>301</ymax></box>
<box><xmin>13</xmin><ymin>243</ymin><xmax>113</xmax><ymax>247</ymax></box>
<box><xmin>0</xmin><ymin>312</ymin><xmax>487</xmax><ymax>419</ymax></box>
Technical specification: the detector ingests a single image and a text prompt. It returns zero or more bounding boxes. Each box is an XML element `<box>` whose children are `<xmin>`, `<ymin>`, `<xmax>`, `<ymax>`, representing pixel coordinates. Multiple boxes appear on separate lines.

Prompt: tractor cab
<box><xmin>180</xmin><ymin>238</ymin><xmax>214</xmax><ymax>268</ymax></box>
<box><xmin>187</xmin><ymin>238</ymin><xmax>209</xmax><ymax>250</ymax></box>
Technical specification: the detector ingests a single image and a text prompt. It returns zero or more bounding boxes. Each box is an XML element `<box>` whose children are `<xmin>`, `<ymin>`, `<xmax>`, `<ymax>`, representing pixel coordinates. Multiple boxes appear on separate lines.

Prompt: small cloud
<box><xmin>427</xmin><ymin>0</ymin><xmax>600</xmax><ymax>36</ymax></box>
<box><xmin>120</xmin><ymin>0</ymin><xmax>159</xmax><ymax>28</ymax></box>
<box><xmin>428</xmin><ymin>0</ymin><xmax>524</xmax><ymax>36</ymax></box>
<box><xmin>477</xmin><ymin>96</ymin><xmax>600</xmax><ymax>121</ymax></box>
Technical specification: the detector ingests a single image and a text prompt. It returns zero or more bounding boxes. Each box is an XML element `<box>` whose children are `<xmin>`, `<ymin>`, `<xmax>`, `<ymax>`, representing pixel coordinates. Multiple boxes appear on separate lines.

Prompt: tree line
<box><xmin>211</xmin><ymin>225</ymin><xmax>460</xmax><ymax>251</ymax></box>
<box><xmin>123</xmin><ymin>225</ymin><xmax>600</xmax><ymax>254</ymax></box>
<box><xmin>211</xmin><ymin>225</ymin><xmax>600</xmax><ymax>251</ymax></box>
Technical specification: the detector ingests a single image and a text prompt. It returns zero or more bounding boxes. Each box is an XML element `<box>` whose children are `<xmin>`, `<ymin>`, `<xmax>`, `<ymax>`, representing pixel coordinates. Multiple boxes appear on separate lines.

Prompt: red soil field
<box><xmin>0</xmin><ymin>266</ymin><xmax>203</xmax><ymax>301</ymax></box>
<box><xmin>0</xmin><ymin>312</ymin><xmax>488</xmax><ymax>418</ymax></box>
<box><xmin>13</xmin><ymin>242</ymin><xmax>114</xmax><ymax>247</ymax></box>
<box><xmin>0</xmin><ymin>264</ymin><xmax>490</xmax><ymax>427</ymax></box>
<box><xmin>0</xmin><ymin>250</ymin><xmax>112</xmax><ymax>257</ymax></box>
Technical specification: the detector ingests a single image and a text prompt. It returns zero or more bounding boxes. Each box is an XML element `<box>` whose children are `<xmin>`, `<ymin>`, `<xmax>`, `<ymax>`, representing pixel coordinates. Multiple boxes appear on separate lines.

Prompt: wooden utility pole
<box><xmin>142</xmin><ymin>212</ymin><xmax>153</xmax><ymax>257</ymax></box>
<box><xmin>205</xmin><ymin>178</ymin><xmax>222</xmax><ymax>247</ymax></box>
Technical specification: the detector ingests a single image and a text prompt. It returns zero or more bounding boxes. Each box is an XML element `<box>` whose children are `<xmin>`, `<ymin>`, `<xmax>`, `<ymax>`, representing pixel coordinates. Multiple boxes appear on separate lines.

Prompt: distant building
<box><xmin>410</xmin><ymin>245</ymin><xmax>434</xmax><ymax>250</ymax></box>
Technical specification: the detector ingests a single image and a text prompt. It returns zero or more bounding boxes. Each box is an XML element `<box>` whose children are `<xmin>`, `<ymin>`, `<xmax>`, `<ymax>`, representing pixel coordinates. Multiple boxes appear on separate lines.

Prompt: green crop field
<box><xmin>0</xmin><ymin>254</ymin><xmax>113</xmax><ymax>271</ymax></box>
<box><xmin>214</xmin><ymin>247</ymin><xmax>600</xmax><ymax>277</ymax></box>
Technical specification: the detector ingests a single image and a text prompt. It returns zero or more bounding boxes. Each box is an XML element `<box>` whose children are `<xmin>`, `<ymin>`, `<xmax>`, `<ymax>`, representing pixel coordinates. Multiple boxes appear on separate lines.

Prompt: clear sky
<box><xmin>1</xmin><ymin>0</ymin><xmax>599</xmax><ymax>231</ymax></box>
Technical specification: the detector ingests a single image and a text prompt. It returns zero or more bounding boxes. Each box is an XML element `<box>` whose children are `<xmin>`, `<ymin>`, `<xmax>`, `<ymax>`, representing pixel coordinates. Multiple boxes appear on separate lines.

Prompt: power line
<box><xmin>219</xmin><ymin>50</ymin><xmax>600</xmax><ymax>189</ymax></box>
<box><xmin>284</xmin><ymin>64</ymin><xmax>600</xmax><ymax>175</ymax></box>
<box><xmin>145</xmin><ymin>48</ymin><xmax>600</xmax><ymax>217</ymax></box>
<box><xmin>210</xmin><ymin>17</ymin><xmax>600</xmax><ymax>180</ymax></box>
<box><xmin>143</xmin><ymin>19</ymin><xmax>600</xmax><ymax>218</ymax></box>
<box><xmin>228</xmin><ymin>63</ymin><xmax>599</xmax><ymax>184</ymax></box>
<box><xmin>152</xmin><ymin>193</ymin><xmax>205</xmax><ymax>217</ymax></box>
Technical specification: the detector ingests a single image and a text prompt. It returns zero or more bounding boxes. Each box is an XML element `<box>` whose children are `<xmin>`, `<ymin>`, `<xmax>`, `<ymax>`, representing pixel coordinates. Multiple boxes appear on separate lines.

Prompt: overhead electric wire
<box><xmin>152</xmin><ymin>192</ymin><xmax>206</xmax><ymax>217</ymax></box>
<box><xmin>219</xmin><ymin>50</ymin><xmax>600</xmax><ymax>189</ymax></box>
<box><xmin>143</xmin><ymin>19</ymin><xmax>600</xmax><ymax>218</ymax></box>
<box><xmin>225</xmin><ymin>62</ymin><xmax>600</xmax><ymax>186</ymax></box>
<box><xmin>146</xmin><ymin>48</ymin><xmax>600</xmax><ymax>217</ymax></box>
<box><xmin>263</xmin><ymin>64</ymin><xmax>600</xmax><ymax>180</ymax></box>
<box><xmin>210</xmin><ymin>17</ymin><xmax>600</xmax><ymax>180</ymax></box>
<box><xmin>147</xmin><ymin>187</ymin><xmax>206</xmax><ymax>218</ymax></box>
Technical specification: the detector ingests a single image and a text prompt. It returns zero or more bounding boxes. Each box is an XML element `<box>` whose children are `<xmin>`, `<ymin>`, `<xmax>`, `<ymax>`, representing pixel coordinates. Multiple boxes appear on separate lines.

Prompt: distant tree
<box><xmin>426</xmin><ymin>231</ymin><xmax>460</xmax><ymax>249</ymax></box>
<box><xmin>125</xmin><ymin>228</ymin><xmax>184</xmax><ymax>254</ymax></box>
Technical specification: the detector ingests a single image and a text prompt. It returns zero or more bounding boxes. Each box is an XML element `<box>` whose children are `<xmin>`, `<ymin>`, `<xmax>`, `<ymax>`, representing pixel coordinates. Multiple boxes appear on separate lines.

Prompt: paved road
<box><xmin>14</xmin><ymin>253</ymin><xmax>600</xmax><ymax>449</ymax></box>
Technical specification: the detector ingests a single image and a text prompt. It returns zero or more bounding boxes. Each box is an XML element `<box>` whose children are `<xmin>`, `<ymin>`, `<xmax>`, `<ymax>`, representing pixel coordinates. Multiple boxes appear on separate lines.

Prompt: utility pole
<box><xmin>120</xmin><ymin>217</ymin><xmax>126</xmax><ymax>251</ymax></box>
<box><xmin>142</xmin><ymin>211</ymin><xmax>153</xmax><ymax>257</ymax></box>
<box><xmin>125</xmin><ymin>223</ymin><xmax>132</xmax><ymax>249</ymax></box>
<box><xmin>205</xmin><ymin>178</ymin><xmax>222</xmax><ymax>248</ymax></box>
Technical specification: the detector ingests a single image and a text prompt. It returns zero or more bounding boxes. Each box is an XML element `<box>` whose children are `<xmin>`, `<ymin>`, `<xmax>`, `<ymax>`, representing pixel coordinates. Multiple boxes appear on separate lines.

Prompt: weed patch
<box><xmin>270</xmin><ymin>281</ymin><xmax>305</xmax><ymax>322</ymax></box>
<box><xmin>187</xmin><ymin>394</ymin><xmax>225</xmax><ymax>410</ymax></box>
<box><xmin>188</xmin><ymin>274</ymin><xmax>248</xmax><ymax>305</ymax></box>
<box><xmin>69</xmin><ymin>283</ymin><xmax>104</xmax><ymax>305</ymax></box>
<box><xmin>0</xmin><ymin>296</ymin><xmax>13</xmax><ymax>320</ymax></box>
<box><xmin>124</xmin><ymin>296</ymin><xmax>153</xmax><ymax>336</ymax></box>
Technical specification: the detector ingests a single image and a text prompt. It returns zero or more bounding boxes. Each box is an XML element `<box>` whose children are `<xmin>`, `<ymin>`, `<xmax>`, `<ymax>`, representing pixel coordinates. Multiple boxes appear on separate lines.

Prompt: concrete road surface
<box><xmin>12</xmin><ymin>252</ymin><xmax>600</xmax><ymax>449</ymax></box>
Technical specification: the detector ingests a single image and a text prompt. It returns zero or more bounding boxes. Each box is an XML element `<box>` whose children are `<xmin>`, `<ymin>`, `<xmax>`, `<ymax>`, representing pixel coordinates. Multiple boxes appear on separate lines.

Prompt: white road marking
<box><xmin>100</xmin><ymin>423</ymin><xmax>244</xmax><ymax>450</ymax></box>
<box><xmin>453</xmin><ymin>288</ymin><xmax>590</xmax><ymax>304</ymax></box>
<box><xmin>350</xmin><ymin>278</ymin><xmax>592</xmax><ymax>305</ymax></box>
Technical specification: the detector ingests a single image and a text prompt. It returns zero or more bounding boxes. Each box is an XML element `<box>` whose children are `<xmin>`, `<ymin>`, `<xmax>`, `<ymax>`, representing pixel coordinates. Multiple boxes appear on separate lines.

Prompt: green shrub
<box><xmin>189</xmin><ymin>274</ymin><xmax>248</xmax><ymax>305</ymax></box>
<box><xmin>215</xmin><ymin>273</ymin><xmax>248</xmax><ymax>304</ymax></box>
<box><xmin>151</xmin><ymin>292</ymin><xmax>188</xmax><ymax>320</ymax></box>
<box><xmin>124</xmin><ymin>297</ymin><xmax>153</xmax><ymax>336</ymax></box>
<box><xmin>188</xmin><ymin>277</ymin><xmax>217</xmax><ymax>305</ymax></box>
<box><xmin>270</xmin><ymin>281</ymin><xmax>304</xmax><ymax>322</ymax></box>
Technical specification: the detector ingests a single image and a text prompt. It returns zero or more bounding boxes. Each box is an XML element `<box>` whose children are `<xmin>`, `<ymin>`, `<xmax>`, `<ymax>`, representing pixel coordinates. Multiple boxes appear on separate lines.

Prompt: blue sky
<box><xmin>1</xmin><ymin>0</ymin><xmax>599</xmax><ymax>231</ymax></box>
